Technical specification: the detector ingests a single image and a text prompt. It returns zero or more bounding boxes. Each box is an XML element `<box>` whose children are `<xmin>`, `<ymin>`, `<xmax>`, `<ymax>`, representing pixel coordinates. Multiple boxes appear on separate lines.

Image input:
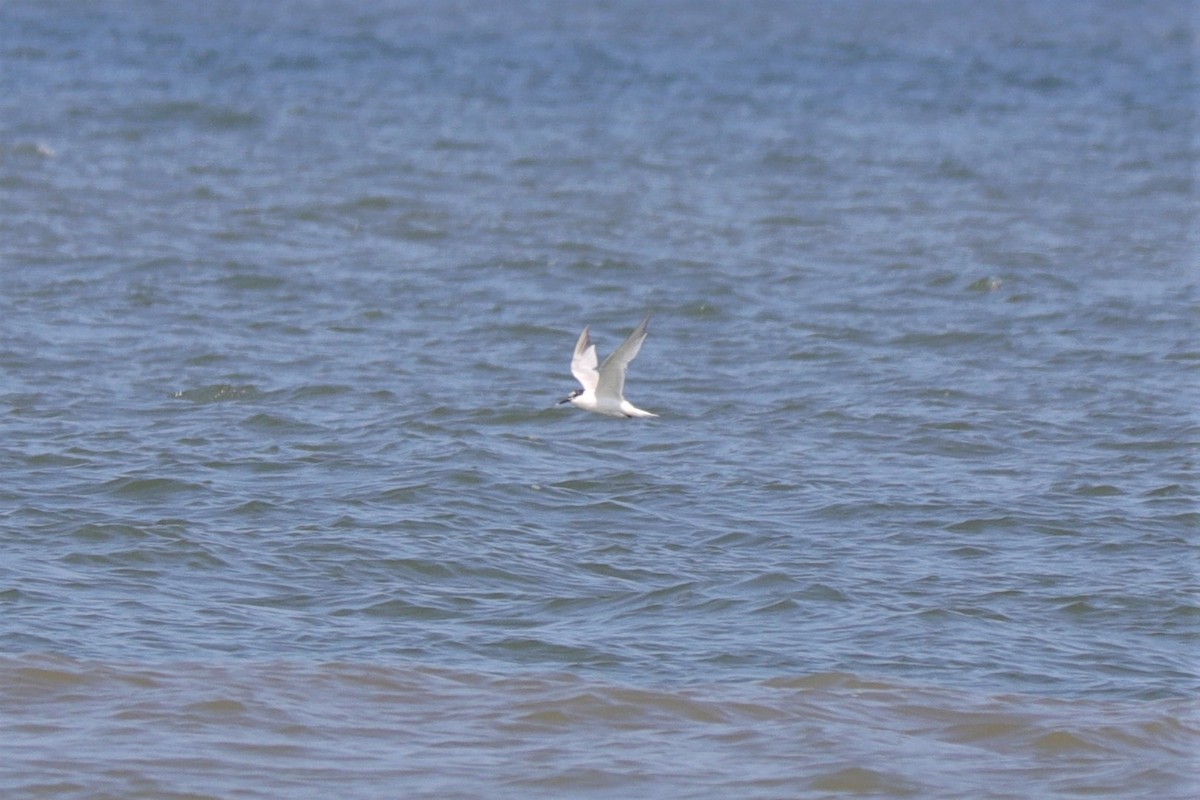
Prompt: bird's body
<box><xmin>558</xmin><ymin>316</ymin><xmax>658</xmax><ymax>418</ymax></box>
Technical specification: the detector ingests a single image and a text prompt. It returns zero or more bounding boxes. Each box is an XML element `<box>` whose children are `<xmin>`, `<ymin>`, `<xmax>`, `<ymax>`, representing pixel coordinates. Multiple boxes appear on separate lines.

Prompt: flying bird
<box><xmin>557</xmin><ymin>316</ymin><xmax>658</xmax><ymax>418</ymax></box>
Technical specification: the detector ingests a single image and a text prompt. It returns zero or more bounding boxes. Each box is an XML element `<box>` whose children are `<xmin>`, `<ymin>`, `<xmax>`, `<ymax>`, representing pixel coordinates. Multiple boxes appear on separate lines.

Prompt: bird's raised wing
<box><xmin>570</xmin><ymin>326</ymin><xmax>599</xmax><ymax>391</ymax></box>
<box><xmin>596</xmin><ymin>315</ymin><xmax>649</xmax><ymax>401</ymax></box>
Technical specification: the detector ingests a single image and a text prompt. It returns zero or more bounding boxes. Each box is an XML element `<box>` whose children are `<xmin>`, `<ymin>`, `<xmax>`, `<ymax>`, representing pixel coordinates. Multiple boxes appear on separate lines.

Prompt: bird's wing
<box><xmin>596</xmin><ymin>315</ymin><xmax>650</xmax><ymax>400</ymax></box>
<box><xmin>570</xmin><ymin>326</ymin><xmax>600</xmax><ymax>391</ymax></box>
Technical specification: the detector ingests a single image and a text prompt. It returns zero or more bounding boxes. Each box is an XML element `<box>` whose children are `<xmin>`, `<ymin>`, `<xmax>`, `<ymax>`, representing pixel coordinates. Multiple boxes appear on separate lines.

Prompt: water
<box><xmin>1</xmin><ymin>0</ymin><xmax>1197</xmax><ymax>797</ymax></box>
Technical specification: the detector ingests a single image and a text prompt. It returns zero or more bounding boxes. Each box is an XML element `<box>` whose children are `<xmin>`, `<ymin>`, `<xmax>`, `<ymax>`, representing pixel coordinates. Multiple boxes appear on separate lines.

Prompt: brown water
<box><xmin>4</xmin><ymin>655</ymin><xmax>1196</xmax><ymax>799</ymax></box>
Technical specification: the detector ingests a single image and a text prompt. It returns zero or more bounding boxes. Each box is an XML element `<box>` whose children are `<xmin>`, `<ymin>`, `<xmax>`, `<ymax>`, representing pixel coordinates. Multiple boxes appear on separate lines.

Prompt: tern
<box><xmin>557</xmin><ymin>315</ymin><xmax>658</xmax><ymax>418</ymax></box>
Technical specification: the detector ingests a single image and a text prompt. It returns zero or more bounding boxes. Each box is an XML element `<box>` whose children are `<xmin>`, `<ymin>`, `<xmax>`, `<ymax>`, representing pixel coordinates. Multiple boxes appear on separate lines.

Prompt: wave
<box><xmin>1</xmin><ymin>653</ymin><xmax>1195</xmax><ymax>799</ymax></box>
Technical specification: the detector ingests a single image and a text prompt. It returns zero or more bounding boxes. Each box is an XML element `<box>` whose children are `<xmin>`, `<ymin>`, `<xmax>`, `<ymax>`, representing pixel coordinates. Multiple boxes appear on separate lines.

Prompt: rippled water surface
<box><xmin>1</xmin><ymin>1</ymin><xmax>1197</xmax><ymax>797</ymax></box>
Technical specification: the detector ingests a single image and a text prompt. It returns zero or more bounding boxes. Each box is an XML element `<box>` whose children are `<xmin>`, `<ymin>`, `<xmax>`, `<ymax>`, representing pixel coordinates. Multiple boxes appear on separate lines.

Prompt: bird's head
<box><xmin>557</xmin><ymin>389</ymin><xmax>582</xmax><ymax>406</ymax></box>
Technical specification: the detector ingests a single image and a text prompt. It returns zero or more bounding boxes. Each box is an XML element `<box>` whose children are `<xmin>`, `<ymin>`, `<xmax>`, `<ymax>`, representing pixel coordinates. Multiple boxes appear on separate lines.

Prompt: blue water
<box><xmin>1</xmin><ymin>1</ymin><xmax>1197</xmax><ymax>797</ymax></box>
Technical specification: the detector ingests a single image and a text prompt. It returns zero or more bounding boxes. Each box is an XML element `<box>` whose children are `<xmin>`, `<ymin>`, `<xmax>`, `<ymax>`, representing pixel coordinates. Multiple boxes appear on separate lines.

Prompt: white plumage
<box><xmin>558</xmin><ymin>316</ymin><xmax>657</xmax><ymax>418</ymax></box>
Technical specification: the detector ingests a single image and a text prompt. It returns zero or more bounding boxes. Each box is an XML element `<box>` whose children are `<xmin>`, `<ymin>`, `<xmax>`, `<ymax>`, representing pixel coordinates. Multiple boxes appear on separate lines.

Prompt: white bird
<box><xmin>557</xmin><ymin>315</ymin><xmax>658</xmax><ymax>418</ymax></box>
